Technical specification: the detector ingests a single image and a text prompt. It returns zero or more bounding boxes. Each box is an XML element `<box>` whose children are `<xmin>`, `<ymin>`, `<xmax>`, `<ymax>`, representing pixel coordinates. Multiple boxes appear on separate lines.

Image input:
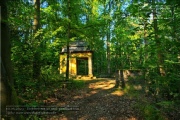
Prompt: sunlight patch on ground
<box><xmin>82</xmin><ymin>90</ymin><xmax>100</xmax><ymax>97</ymax></box>
<box><xmin>73</xmin><ymin>95</ymin><xmax>84</xmax><ymax>99</ymax></box>
<box><xmin>85</xmin><ymin>93</ymin><xmax>92</xmax><ymax>97</ymax></box>
<box><xmin>46</xmin><ymin>98</ymin><xmax>58</xmax><ymax>103</ymax></box>
<box><xmin>89</xmin><ymin>84</ymin><xmax>107</xmax><ymax>89</ymax></box>
<box><xmin>59</xmin><ymin>117</ymin><xmax>68</xmax><ymax>120</ymax></box>
<box><xmin>127</xmin><ymin>117</ymin><xmax>138</xmax><ymax>120</ymax></box>
<box><xmin>88</xmin><ymin>79</ymin><xmax>115</xmax><ymax>90</ymax></box>
<box><xmin>57</xmin><ymin>102</ymin><xmax>66</xmax><ymax>106</ymax></box>
<box><xmin>90</xmin><ymin>90</ymin><xmax>98</xmax><ymax>94</ymax></box>
<box><xmin>79</xmin><ymin>115</ymin><xmax>89</xmax><ymax>120</ymax></box>
<box><xmin>111</xmin><ymin>90</ymin><xmax>124</xmax><ymax>96</ymax></box>
<box><xmin>101</xmin><ymin>84</ymin><xmax>114</xmax><ymax>90</ymax></box>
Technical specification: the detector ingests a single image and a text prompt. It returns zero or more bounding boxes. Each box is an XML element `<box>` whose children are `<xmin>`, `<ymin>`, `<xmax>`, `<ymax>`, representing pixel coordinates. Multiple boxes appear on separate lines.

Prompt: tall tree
<box><xmin>152</xmin><ymin>0</ymin><xmax>165</xmax><ymax>76</ymax></box>
<box><xmin>107</xmin><ymin>0</ymin><xmax>111</xmax><ymax>75</ymax></box>
<box><xmin>66</xmin><ymin>0</ymin><xmax>70</xmax><ymax>80</ymax></box>
<box><xmin>33</xmin><ymin>0</ymin><xmax>41</xmax><ymax>80</ymax></box>
<box><xmin>0</xmin><ymin>0</ymin><xmax>19</xmax><ymax>119</ymax></box>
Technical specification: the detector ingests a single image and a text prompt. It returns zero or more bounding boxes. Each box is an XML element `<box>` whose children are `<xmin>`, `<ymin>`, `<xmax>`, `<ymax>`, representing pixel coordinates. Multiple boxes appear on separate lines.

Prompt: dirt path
<box><xmin>46</xmin><ymin>78</ymin><xmax>141</xmax><ymax>120</ymax></box>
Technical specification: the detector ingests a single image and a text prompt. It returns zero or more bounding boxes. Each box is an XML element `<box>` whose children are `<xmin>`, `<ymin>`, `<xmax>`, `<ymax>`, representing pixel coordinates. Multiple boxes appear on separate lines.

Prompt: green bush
<box><xmin>67</xmin><ymin>80</ymin><xmax>85</xmax><ymax>90</ymax></box>
<box><xmin>136</xmin><ymin>102</ymin><xmax>166</xmax><ymax>120</ymax></box>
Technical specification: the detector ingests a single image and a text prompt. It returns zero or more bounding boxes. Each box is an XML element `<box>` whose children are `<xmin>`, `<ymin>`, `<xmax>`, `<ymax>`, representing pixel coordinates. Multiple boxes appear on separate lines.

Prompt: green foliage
<box><xmin>138</xmin><ymin>103</ymin><xmax>166</xmax><ymax>120</ymax></box>
<box><xmin>124</xmin><ymin>85</ymin><xmax>139</xmax><ymax>98</ymax></box>
<box><xmin>67</xmin><ymin>80</ymin><xmax>85</xmax><ymax>90</ymax></box>
<box><xmin>26</xmin><ymin>115</ymin><xmax>43</xmax><ymax>120</ymax></box>
<box><xmin>26</xmin><ymin>100</ymin><xmax>39</xmax><ymax>107</ymax></box>
<box><xmin>156</xmin><ymin>101</ymin><xmax>175</xmax><ymax>109</ymax></box>
<box><xmin>6</xmin><ymin>0</ymin><xmax>180</xmax><ymax>118</ymax></box>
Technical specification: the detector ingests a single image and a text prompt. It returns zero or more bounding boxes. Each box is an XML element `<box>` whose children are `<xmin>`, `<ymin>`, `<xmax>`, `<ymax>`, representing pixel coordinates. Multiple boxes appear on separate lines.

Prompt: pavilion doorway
<box><xmin>77</xmin><ymin>58</ymin><xmax>88</xmax><ymax>75</ymax></box>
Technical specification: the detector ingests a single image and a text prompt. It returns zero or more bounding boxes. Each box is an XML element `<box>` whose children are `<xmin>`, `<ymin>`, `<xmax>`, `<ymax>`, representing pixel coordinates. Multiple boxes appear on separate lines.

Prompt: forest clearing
<box><xmin>1</xmin><ymin>0</ymin><xmax>180</xmax><ymax>120</ymax></box>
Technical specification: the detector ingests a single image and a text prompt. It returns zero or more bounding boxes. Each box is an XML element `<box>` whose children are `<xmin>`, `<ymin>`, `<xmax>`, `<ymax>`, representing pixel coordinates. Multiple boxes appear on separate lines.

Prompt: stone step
<box><xmin>76</xmin><ymin>76</ymin><xmax>96</xmax><ymax>80</ymax></box>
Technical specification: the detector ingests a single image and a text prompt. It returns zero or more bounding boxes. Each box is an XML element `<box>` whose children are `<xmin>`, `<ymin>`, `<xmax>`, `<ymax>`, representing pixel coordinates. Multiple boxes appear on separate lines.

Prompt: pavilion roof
<box><xmin>61</xmin><ymin>41</ymin><xmax>92</xmax><ymax>53</ymax></box>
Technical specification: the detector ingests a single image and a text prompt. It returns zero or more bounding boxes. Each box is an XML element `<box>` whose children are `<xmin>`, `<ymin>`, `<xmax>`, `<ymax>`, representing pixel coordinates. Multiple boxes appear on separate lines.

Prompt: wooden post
<box><xmin>115</xmin><ymin>70</ymin><xmax>125</xmax><ymax>88</ymax></box>
<box><xmin>115</xmin><ymin>70</ymin><xmax>120</xmax><ymax>88</ymax></box>
<box><xmin>88</xmin><ymin>56</ymin><xmax>93</xmax><ymax>77</ymax></box>
<box><xmin>120</xmin><ymin>70</ymin><xmax>125</xmax><ymax>88</ymax></box>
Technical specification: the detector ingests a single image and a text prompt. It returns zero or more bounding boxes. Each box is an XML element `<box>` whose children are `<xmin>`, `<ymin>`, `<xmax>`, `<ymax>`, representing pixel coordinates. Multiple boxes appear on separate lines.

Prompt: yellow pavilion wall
<box><xmin>59</xmin><ymin>52</ymin><xmax>92</xmax><ymax>76</ymax></box>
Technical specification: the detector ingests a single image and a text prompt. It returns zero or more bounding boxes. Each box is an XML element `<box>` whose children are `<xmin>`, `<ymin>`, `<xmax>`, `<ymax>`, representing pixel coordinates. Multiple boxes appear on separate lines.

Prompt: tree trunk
<box><xmin>171</xmin><ymin>5</ymin><xmax>179</xmax><ymax>61</ymax></box>
<box><xmin>115</xmin><ymin>70</ymin><xmax>125</xmax><ymax>88</ymax></box>
<box><xmin>115</xmin><ymin>41</ymin><xmax>125</xmax><ymax>88</ymax></box>
<box><xmin>33</xmin><ymin>0</ymin><xmax>41</xmax><ymax>80</ymax></box>
<box><xmin>115</xmin><ymin>70</ymin><xmax>120</xmax><ymax>88</ymax></box>
<box><xmin>152</xmin><ymin>0</ymin><xmax>165</xmax><ymax>76</ymax></box>
<box><xmin>107</xmin><ymin>1</ymin><xmax>111</xmax><ymax>75</ymax></box>
<box><xmin>66</xmin><ymin>0</ymin><xmax>71</xmax><ymax>80</ymax></box>
<box><xmin>120</xmin><ymin>70</ymin><xmax>125</xmax><ymax>88</ymax></box>
<box><xmin>1</xmin><ymin>1</ymin><xmax>12</xmax><ymax>115</ymax></box>
<box><xmin>107</xmin><ymin>36</ymin><xmax>111</xmax><ymax>75</ymax></box>
<box><xmin>143</xmin><ymin>20</ymin><xmax>148</xmax><ymax>66</ymax></box>
<box><xmin>0</xmin><ymin>0</ymin><xmax>19</xmax><ymax>119</ymax></box>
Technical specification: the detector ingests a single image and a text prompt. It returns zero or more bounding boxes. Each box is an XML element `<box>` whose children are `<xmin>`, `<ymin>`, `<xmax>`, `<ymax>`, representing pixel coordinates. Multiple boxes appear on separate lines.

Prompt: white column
<box><xmin>88</xmin><ymin>57</ymin><xmax>93</xmax><ymax>77</ymax></box>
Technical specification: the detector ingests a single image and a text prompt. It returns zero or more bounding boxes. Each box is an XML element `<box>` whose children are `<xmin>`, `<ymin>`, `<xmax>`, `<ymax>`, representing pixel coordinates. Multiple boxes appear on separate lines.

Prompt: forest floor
<box><xmin>44</xmin><ymin>78</ymin><xmax>143</xmax><ymax>120</ymax></box>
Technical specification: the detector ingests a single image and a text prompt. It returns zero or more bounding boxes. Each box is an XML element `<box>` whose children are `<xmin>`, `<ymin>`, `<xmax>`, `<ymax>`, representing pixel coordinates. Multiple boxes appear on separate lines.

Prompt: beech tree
<box><xmin>0</xmin><ymin>0</ymin><xmax>20</xmax><ymax>119</ymax></box>
<box><xmin>33</xmin><ymin>0</ymin><xmax>41</xmax><ymax>80</ymax></box>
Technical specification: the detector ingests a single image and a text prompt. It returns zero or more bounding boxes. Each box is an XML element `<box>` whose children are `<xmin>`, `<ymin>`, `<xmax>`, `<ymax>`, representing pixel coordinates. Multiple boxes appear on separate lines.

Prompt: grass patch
<box><xmin>67</xmin><ymin>80</ymin><xmax>85</xmax><ymax>90</ymax></box>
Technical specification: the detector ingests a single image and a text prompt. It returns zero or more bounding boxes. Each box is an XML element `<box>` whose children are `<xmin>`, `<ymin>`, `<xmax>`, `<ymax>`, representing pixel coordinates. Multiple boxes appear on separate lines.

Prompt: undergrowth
<box><xmin>124</xmin><ymin>78</ymin><xmax>168</xmax><ymax>120</ymax></box>
<box><xmin>66</xmin><ymin>80</ymin><xmax>85</xmax><ymax>90</ymax></box>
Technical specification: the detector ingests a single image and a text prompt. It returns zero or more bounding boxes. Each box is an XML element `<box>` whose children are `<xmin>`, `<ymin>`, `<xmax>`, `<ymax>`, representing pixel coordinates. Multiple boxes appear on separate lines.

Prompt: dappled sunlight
<box><xmin>46</xmin><ymin>78</ymin><xmax>140</xmax><ymax>120</ymax></box>
<box><xmin>56</xmin><ymin>102</ymin><xmax>66</xmax><ymax>106</ymax></box>
<box><xmin>124</xmin><ymin>83</ymin><xmax>143</xmax><ymax>95</ymax></box>
<box><xmin>79</xmin><ymin>115</ymin><xmax>89</xmax><ymax>120</ymax></box>
<box><xmin>81</xmin><ymin>90</ymin><xmax>99</xmax><ymax>98</ymax></box>
<box><xmin>45</xmin><ymin>98</ymin><xmax>58</xmax><ymax>103</ymax></box>
<box><xmin>133</xmin><ymin>85</ymin><xmax>142</xmax><ymax>90</ymax></box>
<box><xmin>111</xmin><ymin>90</ymin><xmax>124</xmax><ymax>96</ymax></box>
<box><xmin>127</xmin><ymin>117</ymin><xmax>138</xmax><ymax>120</ymax></box>
<box><xmin>73</xmin><ymin>95</ymin><xmax>84</xmax><ymax>100</ymax></box>
<box><xmin>83</xmin><ymin>79</ymin><xmax>126</xmax><ymax>98</ymax></box>
<box><xmin>89</xmin><ymin>84</ymin><xmax>107</xmax><ymax>89</ymax></box>
<box><xmin>89</xmin><ymin>90</ymin><xmax>98</xmax><ymax>94</ymax></box>
<box><xmin>88</xmin><ymin>79</ymin><xmax>116</xmax><ymax>90</ymax></box>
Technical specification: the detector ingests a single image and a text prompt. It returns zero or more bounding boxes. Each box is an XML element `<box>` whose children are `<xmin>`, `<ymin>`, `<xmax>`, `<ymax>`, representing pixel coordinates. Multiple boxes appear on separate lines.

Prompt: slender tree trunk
<box><xmin>119</xmin><ymin>43</ymin><xmax>125</xmax><ymax>88</ymax></box>
<box><xmin>115</xmin><ymin>70</ymin><xmax>125</xmax><ymax>88</ymax></box>
<box><xmin>115</xmin><ymin>70</ymin><xmax>120</xmax><ymax>88</ymax></box>
<box><xmin>66</xmin><ymin>0</ymin><xmax>70</xmax><ymax>80</ymax></box>
<box><xmin>120</xmin><ymin>70</ymin><xmax>125</xmax><ymax>88</ymax></box>
<box><xmin>107</xmin><ymin>36</ymin><xmax>111</xmax><ymax>74</ymax></box>
<box><xmin>152</xmin><ymin>0</ymin><xmax>165</xmax><ymax>76</ymax></box>
<box><xmin>33</xmin><ymin>0</ymin><xmax>41</xmax><ymax>80</ymax></box>
<box><xmin>143</xmin><ymin>21</ymin><xmax>148</xmax><ymax>66</ymax></box>
<box><xmin>171</xmin><ymin>5</ymin><xmax>179</xmax><ymax>61</ymax></box>
<box><xmin>115</xmin><ymin>42</ymin><xmax>120</xmax><ymax>88</ymax></box>
<box><xmin>107</xmin><ymin>1</ymin><xmax>111</xmax><ymax>75</ymax></box>
<box><xmin>115</xmin><ymin>42</ymin><xmax>122</xmax><ymax>88</ymax></box>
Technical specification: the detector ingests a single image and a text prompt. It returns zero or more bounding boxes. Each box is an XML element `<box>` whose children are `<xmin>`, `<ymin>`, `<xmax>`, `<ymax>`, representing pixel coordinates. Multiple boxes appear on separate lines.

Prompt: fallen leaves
<box><xmin>44</xmin><ymin>79</ymin><xmax>140</xmax><ymax>120</ymax></box>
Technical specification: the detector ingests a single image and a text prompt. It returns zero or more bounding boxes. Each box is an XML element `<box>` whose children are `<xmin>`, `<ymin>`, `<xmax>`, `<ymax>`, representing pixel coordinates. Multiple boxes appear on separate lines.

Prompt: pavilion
<box><xmin>59</xmin><ymin>41</ymin><xmax>95</xmax><ymax>79</ymax></box>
